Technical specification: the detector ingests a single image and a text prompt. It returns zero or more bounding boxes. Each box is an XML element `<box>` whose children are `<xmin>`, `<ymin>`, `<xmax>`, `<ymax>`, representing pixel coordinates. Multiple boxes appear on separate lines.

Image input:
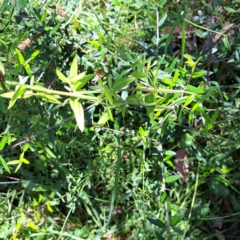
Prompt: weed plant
<box><xmin>0</xmin><ymin>0</ymin><xmax>240</xmax><ymax>239</ymax></box>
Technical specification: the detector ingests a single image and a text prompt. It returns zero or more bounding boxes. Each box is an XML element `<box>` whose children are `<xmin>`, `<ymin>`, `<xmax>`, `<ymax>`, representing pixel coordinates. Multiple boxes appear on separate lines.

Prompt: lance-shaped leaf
<box><xmin>8</xmin><ymin>85</ymin><xmax>26</xmax><ymax>109</ymax></box>
<box><xmin>0</xmin><ymin>156</ymin><xmax>10</xmax><ymax>173</ymax></box>
<box><xmin>69</xmin><ymin>98</ymin><xmax>84</xmax><ymax>132</ymax></box>
<box><xmin>72</xmin><ymin>74</ymin><xmax>95</xmax><ymax>91</ymax></box>
<box><xmin>69</xmin><ymin>55</ymin><xmax>78</xmax><ymax>79</ymax></box>
<box><xmin>104</xmin><ymin>84</ymin><xmax>113</xmax><ymax>104</ymax></box>
<box><xmin>40</xmin><ymin>93</ymin><xmax>61</xmax><ymax>104</ymax></box>
<box><xmin>56</xmin><ymin>68</ymin><xmax>69</xmax><ymax>84</ymax></box>
<box><xmin>112</xmin><ymin>76</ymin><xmax>135</xmax><ymax>89</ymax></box>
<box><xmin>15</xmin><ymin>49</ymin><xmax>31</xmax><ymax>75</ymax></box>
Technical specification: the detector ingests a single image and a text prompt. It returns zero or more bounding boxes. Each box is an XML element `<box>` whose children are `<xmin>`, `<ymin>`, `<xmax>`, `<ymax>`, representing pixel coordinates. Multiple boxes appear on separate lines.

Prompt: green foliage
<box><xmin>0</xmin><ymin>0</ymin><xmax>240</xmax><ymax>239</ymax></box>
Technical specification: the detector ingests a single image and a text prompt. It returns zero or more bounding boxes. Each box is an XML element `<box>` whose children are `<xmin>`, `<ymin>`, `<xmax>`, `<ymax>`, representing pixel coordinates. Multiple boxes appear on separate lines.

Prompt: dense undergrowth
<box><xmin>0</xmin><ymin>0</ymin><xmax>240</xmax><ymax>239</ymax></box>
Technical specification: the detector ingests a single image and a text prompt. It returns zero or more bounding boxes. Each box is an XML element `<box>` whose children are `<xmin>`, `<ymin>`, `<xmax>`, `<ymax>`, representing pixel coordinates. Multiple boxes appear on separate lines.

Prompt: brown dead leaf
<box><xmin>199</xmin><ymin>225</ymin><xmax>210</xmax><ymax>233</ymax></box>
<box><xmin>212</xmin><ymin>217</ymin><xmax>225</xmax><ymax>240</ymax></box>
<box><xmin>212</xmin><ymin>218</ymin><xmax>223</xmax><ymax>230</ymax></box>
<box><xmin>215</xmin><ymin>230</ymin><xmax>225</xmax><ymax>240</ymax></box>
<box><xmin>211</xmin><ymin>23</ymin><xmax>234</xmax><ymax>46</ymax></box>
<box><xmin>174</xmin><ymin>149</ymin><xmax>189</xmax><ymax>183</ymax></box>
<box><xmin>223</xmin><ymin>196</ymin><xmax>232</xmax><ymax>212</ymax></box>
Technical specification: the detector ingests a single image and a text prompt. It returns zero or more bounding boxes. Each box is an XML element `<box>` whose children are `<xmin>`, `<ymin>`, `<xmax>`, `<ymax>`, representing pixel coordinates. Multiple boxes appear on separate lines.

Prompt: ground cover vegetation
<box><xmin>0</xmin><ymin>0</ymin><xmax>240</xmax><ymax>239</ymax></box>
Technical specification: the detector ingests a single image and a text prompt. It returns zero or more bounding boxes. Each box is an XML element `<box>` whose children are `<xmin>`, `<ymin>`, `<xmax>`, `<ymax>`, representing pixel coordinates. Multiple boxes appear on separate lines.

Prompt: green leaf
<box><xmin>165</xmin><ymin>150</ymin><xmax>176</xmax><ymax>156</ymax></box>
<box><xmin>224</xmin><ymin>7</ymin><xmax>236</xmax><ymax>13</ymax></box>
<box><xmin>69</xmin><ymin>55</ymin><xmax>78</xmax><ymax>79</ymax></box>
<box><xmin>148</xmin><ymin>218</ymin><xmax>165</xmax><ymax>228</ymax></box>
<box><xmin>131</xmin><ymin>72</ymin><xmax>148</xmax><ymax>79</ymax></box>
<box><xmin>205</xmin><ymin>122</ymin><xmax>213</xmax><ymax>131</ymax></box>
<box><xmin>165</xmin><ymin>175</ymin><xmax>181</xmax><ymax>183</ymax></box>
<box><xmin>212</xmin><ymin>108</ymin><xmax>219</xmax><ymax>121</ymax></box>
<box><xmin>23</xmin><ymin>143</ymin><xmax>30</xmax><ymax>152</ymax></box>
<box><xmin>112</xmin><ymin>70</ymin><xmax>122</xmax><ymax>81</ymax></box>
<box><xmin>16</xmin><ymin>0</ymin><xmax>27</xmax><ymax>12</ymax></box>
<box><xmin>8</xmin><ymin>85</ymin><xmax>26</xmax><ymax>109</ymax></box>
<box><xmin>160</xmin><ymin>0</ymin><xmax>167</xmax><ymax>7</ymax></box>
<box><xmin>0</xmin><ymin>156</ymin><xmax>11</xmax><ymax>173</ymax></box>
<box><xmin>209</xmin><ymin>176</ymin><xmax>229</xmax><ymax>196</ymax></box>
<box><xmin>168</xmin><ymin>58</ymin><xmax>179</xmax><ymax>74</ymax></box>
<box><xmin>0</xmin><ymin>135</ymin><xmax>8</xmax><ymax>150</ymax></box>
<box><xmin>48</xmin><ymin>130</ymin><xmax>55</xmax><ymax>145</ymax></box>
<box><xmin>22</xmin><ymin>158</ymin><xmax>30</xmax><ymax>164</ymax></box>
<box><xmin>182</xmin><ymin>95</ymin><xmax>195</xmax><ymax>108</ymax></box>
<box><xmin>50</xmin><ymin>22</ymin><xmax>61</xmax><ymax>35</ymax></box>
<box><xmin>45</xmin><ymin>147</ymin><xmax>56</xmax><ymax>159</ymax></box>
<box><xmin>7</xmin><ymin>160</ymin><xmax>20</xmax><ymax>165</ymax></box>
<box><xmin>0</xmin><ymin>0</ymin><xmax>8</xmax><ymax>14</ymax></box>
<box><xmin>40</xmin><ymin>93</ymin><xmax>61</xmax><ymax>104</ymax></box>
<box><xmin>97</xmin><ymin>111</ymin><xmax>109</xmax><ymax>125</ymax></box>
<box><xmin>192</xmin><ymin>71</ymin><xmax>206</xmax><ymax>78</ymax></box>
<box><xmin>16</xmin><ymin>48</ymin><xmax>25</xmax><ymax>65</ymax></box>
<box><xmin>73</xmin><ymin>74</ymin><xmax>95</xmax><ymax>90</ymax></box>
<box><xmin>30</xmin><ymin>50</ymin><xmax>40</xmax><ymax>60</ymax></box>
<box><xmin>14</xmin><ymin>163</ymin><xmax>22</xmax><ymax>173</ymax></box>
<box><xmin>158</xmin><ymin>12</ymin><xmax>167</xmax><ymax>27</ymax></box>
<box><xmin>170</xmin><ymin>214</ymin><xmax>185</xmax><ymax>227</ymax></box>
<box><xmin>185</xmin><ymin>54</ymin><xmax>195</xmax><ymax>67</ymax></box>
<box><xmin>104</xmin><ymin>85</ymin><xmax>113</xmax><ymax>104</ymax></box>
<box><xmin>27</xmin><ymin>221</ymin><xmax>38</xmax><ymax>230</ymax></box>
<box><xmin>41</xmin><ymin>10</ymin><xmax>47</xmax><ymax>23</ymax></box>
<box><xmin>174</xmin><ymin>96</ymin><xmax>188</xmax><ymax>105</ymax></box>
<box><xmin>173</xmin><ymin>69</ymin><xmax>179</xmax><ymax>83</ymax></box>
<box><xmin>139</xmin><ymin>127</ymin><xmax>145</xmax><ymax>136</ymax></box>
<box><xmin>223</xmin><ymin>36</ymin><xmax>231</xmax><ymax>51</ymax></box>
<box><xmin>186</xmin><ymin>54</ymin><xmax>195</xmax><ymax>67</ymax></box>
<box><xmin>185</xmin><ymin>85</ymin><xmax>205</xmax><ymax>94</ymax></box>
<box><xmin>112</xmin><ymin>76</ymin><xmax>135</xmax><ymax>89</ymax></box>
<box><xmin>69</xmin><ymin>98</ymin><xmax>84</xmax><ymax>132</ymax></box>
<box><xmin>70</xmin><ymin>72</ymin><xmax>85</xmax><ymax>82</ymax></box>
<box><xmin>56</xmin><ymin>68</ymin><xmax>68</xmax><ymax>83</ymax></box>
<box><xmin>107</xmin><ymin>107</ymin><xmax>114</xmax><ymax>122</ymax></box>
<box><xmin>191</xmin><ymin>102</ymin><xmax>201</xmax><ymax>112</ymax></box>
<box><xmin>15</xmin><ymin>49</ymin><xmax>31</xmax><ymax>75</ymax></box>
<box><xmin>145</xmin><ymin>93</ymin><xmax>155</xmax><ymax>118</ymax></box>
<box><xmin>179</xmin><ymin>133</ymin><xmax>193</xmax><ymax>148</ymax></box>
<box><xmin>24</xmin><ymin>64</ymin><xmax>31</xmax><ymax>75</ymax></box>
<box><xmin>163</xmin><ymin>77</ymin><xmax>174</xmax><ymax>87</ymax></box>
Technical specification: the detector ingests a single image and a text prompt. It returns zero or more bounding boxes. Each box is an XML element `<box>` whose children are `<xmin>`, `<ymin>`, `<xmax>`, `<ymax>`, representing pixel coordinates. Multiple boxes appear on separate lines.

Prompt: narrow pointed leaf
<box><xmin>0</xmin><ymin>156</ymin><xmax>11</xmax><ymax>173</ymax></box>
<box><xmin>0</xmin><ymin>135</ymin><xmax>8</xmax><ymax>150</ymax></box>
<box><xmin>182</xmin><ymin>95</ymin><xmax>195</xmax><ymax>108</ymax></box>
<box><xmin>104</xmin><ymin>85</ymin><xmax>113</xmax><ymax>104</ymax></box>
<box><xmin>112</xmin><ymin>76</ymin><xmax>135</xmax><ymax>89</ymax></box>
<box><xmin>7</xmin><ymin>160</ymin><xmax>20</xmax><ymax>165</ymax></box>
<box><xmin>148</xmin><ymin>217</ymin><xmax>165</xmax><ymax>228</ymax></box>
<box><xmin>40</xmin><ymin>93</ymin><xmax>61</xmax><ymax>104</ymax></box>
<box><xmin>69</xmin><ymin>55</ymin><xmax>78</xmax><ymax>79</ymax></box>
<box><xmin>8</xmin><ymin>85</ymin><xmax>26</xmax><ymax>109</ymax></box>
<box><xmin>16</xmin><ymin>48</ymin><xmax>25</xmax><ymax>65</ymax></box>
<box><xmin>50</xmin><ymin>21</ymin><xmax>61</xmax><ymax>35</ymax></box>
<box><xmin>73</xmin><ymin>74</ymin><xmax>95</xmax><ymax>90</ymax></box>
<box><xmin>71</xmin><ymin>72</ymin><xmax>85</xmax><ymax>83</ymax></box>
<box><xmin>56</xmin><ymin>68</ymin><xmax>68</xmax><ymax>83</ymax></box>
<box><xmin>30</xmin><ymin>50</ymin><xmax>40</xmax><ymax>60</ymax></box>
<box><xmin>69</xmin><ymin>98</ymin><xmax>84</xmax><ymax>132</ymax></box>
